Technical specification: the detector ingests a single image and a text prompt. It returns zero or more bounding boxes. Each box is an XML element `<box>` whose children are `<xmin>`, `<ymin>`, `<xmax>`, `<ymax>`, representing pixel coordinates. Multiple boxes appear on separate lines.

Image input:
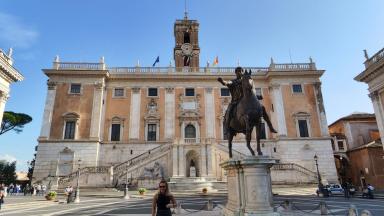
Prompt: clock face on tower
<box><xmin>181</xmin><ymin>43</ymin><xmax>193</xmax><ymax>56</ymax></box>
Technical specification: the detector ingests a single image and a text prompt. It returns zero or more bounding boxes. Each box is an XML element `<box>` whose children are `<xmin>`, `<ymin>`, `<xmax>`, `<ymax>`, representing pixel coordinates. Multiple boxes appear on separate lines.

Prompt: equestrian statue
<box><xmin>218</xmin><ymin>67</ymin><xmax>277</xmax><ymax>157</ymax></box>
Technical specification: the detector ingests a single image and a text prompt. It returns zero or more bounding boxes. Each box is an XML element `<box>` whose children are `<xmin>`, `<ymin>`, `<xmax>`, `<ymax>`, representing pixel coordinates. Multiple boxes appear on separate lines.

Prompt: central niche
<box><xmin>185</xmin><ymin>150</ymin><xmax>199</xmax><ymax>177</ymax></box>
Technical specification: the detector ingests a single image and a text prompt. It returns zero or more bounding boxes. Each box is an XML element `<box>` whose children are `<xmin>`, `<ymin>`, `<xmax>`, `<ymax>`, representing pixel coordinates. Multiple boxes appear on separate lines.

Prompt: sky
<box><xmin>0</xmin><ymin>0</ymin><xmax>383</xmax><ymax>171</ymax></box>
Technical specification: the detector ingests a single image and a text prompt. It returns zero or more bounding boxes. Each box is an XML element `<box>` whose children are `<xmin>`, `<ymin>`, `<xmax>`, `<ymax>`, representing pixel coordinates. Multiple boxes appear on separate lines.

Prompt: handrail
<box><xmin>272</xmin><ymin>163</ymin><xmax>317</xmax><ymax>179</ymax></box>
<box><xmin>113</xmin><ymin>144</ymin><xmax>170</xmax><ymax>172</ymax></box>
<box><xmin>58</xmin><ymin>166</ymin><xmax>110</xmax><ymax>185</ymax></box>
<box><xmin>216</xmin><ymin>143</ymin><xmax>248</xmax><ymax>158</ymax></box>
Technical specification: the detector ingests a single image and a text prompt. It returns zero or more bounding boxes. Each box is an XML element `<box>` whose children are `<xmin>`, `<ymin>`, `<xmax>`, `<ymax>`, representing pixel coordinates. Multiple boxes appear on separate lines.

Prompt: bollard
<box><xmin>207</xmin><ymin>199</ymin><xmax>213</xmax><ymax>211</ymax></box>
<box><xmin>360</xmin><ymin>210</ymin><xmax>372</xmax><ymax>216</ymax></box>
<box><xmin>319</xmin><ymin>201</ymin><xmax>328</xmax><ymax>215</ymax></box>
<box><xmin>348</xmin><ymin>204</ymin><xmax>358</xmax><ymax>216</ymax></box>
<box><xmin>283</xmin><ymin>200</ymin><xmax>292</xmax><ymax>211</ymax></box>
<box><xmin>176</xmin><ymin>201</ymin><xmax>181</xmax><ymax>215</ymax></box>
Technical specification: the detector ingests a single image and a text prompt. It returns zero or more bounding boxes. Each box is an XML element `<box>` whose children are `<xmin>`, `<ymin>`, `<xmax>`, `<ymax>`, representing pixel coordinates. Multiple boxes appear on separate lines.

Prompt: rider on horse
<box><xmin>218</xmin><ymin>67</ymin><xmax>243</xmax><ymax>136</ymax></box>
<box><xmin>218</xmin><ymin>67</ymin><xmax>277</xmax><ymax>137</ymax></box>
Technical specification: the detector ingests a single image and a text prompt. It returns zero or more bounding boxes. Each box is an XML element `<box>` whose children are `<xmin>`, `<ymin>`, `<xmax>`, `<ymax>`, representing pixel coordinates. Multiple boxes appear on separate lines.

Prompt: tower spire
<box><xmin>184</xmin><ymin>0</ymin><xmax>188</xmax><ymax>19</ymax></box>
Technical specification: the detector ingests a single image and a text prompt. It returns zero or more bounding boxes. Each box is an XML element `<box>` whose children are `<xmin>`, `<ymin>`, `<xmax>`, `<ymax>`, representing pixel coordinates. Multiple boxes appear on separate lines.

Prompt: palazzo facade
<box><xmin>33</xmin><ymin>16</ymin><xmax>338</xmax><ymax>189</ymax></box>
<box><xmin>0</xmin><ymin>48</ymin><xmax>24</xmax><ymax>124</ymax></box>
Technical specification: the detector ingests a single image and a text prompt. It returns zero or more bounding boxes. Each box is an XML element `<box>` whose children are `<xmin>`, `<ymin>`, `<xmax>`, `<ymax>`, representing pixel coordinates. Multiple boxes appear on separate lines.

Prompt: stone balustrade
<box><xmin>50</xmin><ymin>61</ymin><xmax>318</xmax><ymax>74</ymax></box>
<box><xmin>365</xmin><ymin>47</ymin><xmax>384</xmax><ymax>68</ymax></box>
<box><xmin>54</xmin><ymin>62</ymin><xmax>105</xmax><ymax>70</ymax></box>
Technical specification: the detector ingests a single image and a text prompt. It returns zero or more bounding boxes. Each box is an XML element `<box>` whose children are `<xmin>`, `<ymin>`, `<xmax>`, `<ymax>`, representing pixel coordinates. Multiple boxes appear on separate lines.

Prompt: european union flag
<box><xmin>152</xmin><ymin>56</ymin><xmax>160</xmax><ymax>67</ymax></box>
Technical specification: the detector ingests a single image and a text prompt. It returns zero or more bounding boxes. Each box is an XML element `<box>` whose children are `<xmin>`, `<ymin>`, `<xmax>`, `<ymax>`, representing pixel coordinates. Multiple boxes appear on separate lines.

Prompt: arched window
<box><xmin>185</xmin><ymin>124</ymin><xmax>196</xmax><ymax>138</ymax></box>
<box><xmin>184</xmin><ymin>32</ymin><xmax>190</xmax><ymax>43</ymax></box>
<box><xmin>62</xmin><ymin>112</ymin><xmax>80</xmax><ymax>140</ymax></box>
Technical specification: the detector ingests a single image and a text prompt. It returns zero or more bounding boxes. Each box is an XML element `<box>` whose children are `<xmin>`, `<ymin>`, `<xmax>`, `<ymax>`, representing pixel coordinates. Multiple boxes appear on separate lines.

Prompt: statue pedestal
<box><xmin>220</xmin><ymin>156</ymin><xmax>280</xmax><ymax>216</ymax></box>
<box><xmin>189</xmin><ymin>166</ymin><xmax>196</xmax><ymax>177</ymax></box>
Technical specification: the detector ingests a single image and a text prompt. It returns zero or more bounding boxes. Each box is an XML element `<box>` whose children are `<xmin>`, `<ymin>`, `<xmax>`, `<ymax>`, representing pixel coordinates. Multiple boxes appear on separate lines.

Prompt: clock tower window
<box><xmin>184</xmin><ymin>32</ymin><xmax>190</xmax><ymax>43</ymax></box>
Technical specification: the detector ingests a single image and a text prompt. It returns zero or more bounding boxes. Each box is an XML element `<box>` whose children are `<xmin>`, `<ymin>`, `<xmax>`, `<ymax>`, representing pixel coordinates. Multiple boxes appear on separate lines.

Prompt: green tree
<box><xmin>0</xmin><ymin>160</ymin><xmax>17</xmax><ymax>185</ymax></box>
<box><xmin>0</xmin><ymin>111</ymin><xmax>32</xmax><ymax>135</ymax></box>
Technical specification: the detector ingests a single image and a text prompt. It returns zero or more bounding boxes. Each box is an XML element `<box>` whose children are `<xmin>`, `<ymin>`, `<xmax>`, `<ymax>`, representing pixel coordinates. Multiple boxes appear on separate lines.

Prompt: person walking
<box><xmin>0</xmin><ymin>189</ymin><xmax>4</xmax><ymax>211</ymax></box>
<box><xmin>152</xmin><ymin>180</ymin><xmax>176</xmax><ymax>216</ymax></box>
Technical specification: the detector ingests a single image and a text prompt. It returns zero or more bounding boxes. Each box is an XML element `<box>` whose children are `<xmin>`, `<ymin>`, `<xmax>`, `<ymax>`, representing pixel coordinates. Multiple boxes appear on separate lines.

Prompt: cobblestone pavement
<box><xmin>1</xmin><ymin>189</ymin><xmax>384</xmax><ymax>215</ymax></box>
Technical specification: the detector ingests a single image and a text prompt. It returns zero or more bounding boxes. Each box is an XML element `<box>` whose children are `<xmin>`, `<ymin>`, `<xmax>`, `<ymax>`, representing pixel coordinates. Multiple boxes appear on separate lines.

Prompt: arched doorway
<box><xmin>185</xmin><ymin>150</ymin><xmax>199</xmax><ymax>177</ymax></box>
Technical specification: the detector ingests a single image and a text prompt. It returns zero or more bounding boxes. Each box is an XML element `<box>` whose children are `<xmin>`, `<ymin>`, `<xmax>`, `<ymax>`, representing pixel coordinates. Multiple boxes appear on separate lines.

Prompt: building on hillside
<box><xmin>33</xmin><ymin>15</ymin><xmax>338</xmax><ymax>190</ymax></box>
<box><xmin>355</xmin><ymin>48</ymin><xmax>384</xmax><ymax>148</ymax></box>
<box><xmin>0</xmin><ymin>48</ymin><xmax>24</xmax><ymax>124</ymax></box>
<box><xmin>328</xmin><ymin>113</ymin><xmax>384</xmax><ymax>190</ymax></box>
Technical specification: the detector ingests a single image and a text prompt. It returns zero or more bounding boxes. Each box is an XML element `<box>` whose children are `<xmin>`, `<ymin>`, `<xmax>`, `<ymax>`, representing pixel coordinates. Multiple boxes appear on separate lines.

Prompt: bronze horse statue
<box><xmin>227</xmin><ymin>69</ymin><xmax>274</xmax><ymax>157</ymax></box>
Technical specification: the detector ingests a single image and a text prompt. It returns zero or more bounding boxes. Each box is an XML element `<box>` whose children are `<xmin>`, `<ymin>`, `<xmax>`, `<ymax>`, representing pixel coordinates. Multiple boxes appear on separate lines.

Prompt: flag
<box><xmin>213</xmin><ymin>56</ymin><xmax>218</xmax><ymax>66</ymax></box>
<box><xmin>152</xmin><ymin>56</ymin><xmax>160</xmax><ymax>67</ymax></box>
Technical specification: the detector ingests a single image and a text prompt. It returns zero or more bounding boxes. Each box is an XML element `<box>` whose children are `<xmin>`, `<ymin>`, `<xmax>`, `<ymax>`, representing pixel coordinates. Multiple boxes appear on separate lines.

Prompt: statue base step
<box><xmin>220</xmin><ymin>156</ymin><xmax>280</xmax><ymax>216</ymax></box>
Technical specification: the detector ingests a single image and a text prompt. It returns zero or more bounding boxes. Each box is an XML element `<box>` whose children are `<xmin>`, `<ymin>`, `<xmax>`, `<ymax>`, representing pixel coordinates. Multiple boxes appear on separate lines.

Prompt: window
<box><xmin>148</xmin><ymin>88</ymin><xmax>158</xmax><ymax>97</ymax></box>
<box><xmin>114</xmin><ymin>88</ymin><xmax>124</xmax><ymax>97</ymax></box>
<box><xmin>185</xmin><ymin>88</ymin><xmax>195</xmax><ymax>96</ymax></box>
<box><xmin>255</xmin><ymin>88</ymin><xmax>262</xmax><ymax>97</ymax></box>
<box><xmin>185</xmin><ymin>124</ymin><xmax>196</xmax><ymax>138</ymax></box>
<box><xmin>147</xmin><ymin>124</ymin><xmax>157</xmax><ymax>141</ymax></box>
<box><xmin>298</xmin><ymin>119</ymin><xmax>309</xmax><ymax>137</ymax></box>
<box><xmin>64</xmin><ymin>121</ymin><xmax>76</xmax><ymax>139</ymax></box>
<box><xmin>221</xmin><ymin>88</ymin><xmax>230</xmax><ymax>97</ymax></box>
<box><xmin>111</xmin><ymin>124</ymin><xmax>121</xmax><ymax>141</ymax></box>
<box><xmin>259</xmin><ymin>122</ymin><xmax>266</xmax><ymax>139</ymax></box>
<box><xmin>292</xmin><ymin>84</ymin><xmax>303</xmax><ymax>93</ymax></box>
<box><xmin>70</xmin><ymin>84</ymin><xmax>81</xmax><ymax>94</ymax></box>
<box><xmin>184</xmin><ymin>32</ymin><xmax>190</xmax><ymax>43</ymax></box>
<box><xmin>337</xmin><ymin>141</ymin><xmax>344</xmax><ymax>150</ymax></box>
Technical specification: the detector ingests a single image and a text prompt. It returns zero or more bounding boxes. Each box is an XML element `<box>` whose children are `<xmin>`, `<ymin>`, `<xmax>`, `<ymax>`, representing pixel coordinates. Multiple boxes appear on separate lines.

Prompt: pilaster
<box><xmin>205</xmin><ymin>87</ymin><xmax>216</xmax><ymax>138</ymax></box>
<box><xmin>89</xmin><ymin>81</ymin><xmax>104</xmax><ymax>140</ymax></box>
<box><xmin>129</xmin><ymin>87</ymin><xmax>141</xmax><ymax>139</ymax></box>
<box><xmin>314</xmin><ymin>82</ymin><xmax>329</xmax><ymax>136</ymax></box>
<box><xmin>0</xmin><ymin>91</ymin><xmax>9</xmax><ymax>125</ymax></box>
<box><xmin>269</xmin><ymin>84</ymin><xmax>287</xmax><ymax>136</ymax></box>
<box><xmin>369</xmin><ymin>91</ymin><xmax>384</xmax><ymax>144</ymax></box>
<box><xmin>39</xmin><ymin>81</ymin><xmax>57</xmax><ymax>139</ymax></box>
<box><xmin>165</xmin><ymin>87</ymin><xmax>175</xmax><ymax>139</ymax></box>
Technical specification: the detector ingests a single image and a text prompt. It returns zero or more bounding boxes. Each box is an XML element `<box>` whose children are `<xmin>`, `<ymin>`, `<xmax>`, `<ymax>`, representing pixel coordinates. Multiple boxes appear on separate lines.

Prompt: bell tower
<box><xmin>173</xmin><ymin>16</ymin><xmax>200</xmax><ymax>70</ymax></box>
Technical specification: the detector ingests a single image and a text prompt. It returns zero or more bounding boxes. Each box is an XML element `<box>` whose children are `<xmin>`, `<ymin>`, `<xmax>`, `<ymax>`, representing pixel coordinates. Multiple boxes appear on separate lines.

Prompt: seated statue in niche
<box><xmin>189</xmin><ymin>159</ymin><xmax>196</xmax><ymax>177</ymax></box>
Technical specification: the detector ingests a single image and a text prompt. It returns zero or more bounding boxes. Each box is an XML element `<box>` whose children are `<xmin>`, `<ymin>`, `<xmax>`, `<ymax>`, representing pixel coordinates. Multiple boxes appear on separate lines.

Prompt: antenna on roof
<box><xmin>184</xmin><ymin>0</ymin><xmax>188</xmax><ymax>19</ymax></box>
<box><xmin>288</xmin><ymin>49</ymin><xmax>293</xmax><ymax>63</ymax></box>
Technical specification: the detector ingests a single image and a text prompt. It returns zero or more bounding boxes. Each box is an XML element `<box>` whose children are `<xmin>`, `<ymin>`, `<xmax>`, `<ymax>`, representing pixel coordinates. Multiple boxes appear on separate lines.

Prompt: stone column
<box><xmin>172</xmin><ymin>144</ymin><xmax>179</xmax><ymax>177</ymax></box>
<box><xmin>129</xmin><ymin>87</ymin><xmax>141</xmax><ymax>139</ymax></box>
<box><xmin>221</xmin><ymin>157</ymin><xmax>279</xmax><ymax>216</ymax></box>
<box><xmin>178</xmin><ymin>145</ymin><xmax>185</xmax><ymax>177</ymax></box>
<box><xmin>200</xmin><ymin>144</ymin><xmax>207</xmax><ymax>177</ymax></box>
<box><xmin>369</xmin><ymin>91</ymin><xmax>384</xmax><ymax>144</ymax></box>
<box><xmin>314</xmin><ymin>82</ymin><xmax>329</xmax><ymax>136</ymax></box>
<box><xmin>90</xmin><ymin>81</ymin><xmax>104</xmax><ymax>140</ymax></box>
<box><xmin>205</xmin><ymin>87</ymin><xmax>216</xmax><ymax>138</ymax></box>
<box><xmin>206</xmin><ymin>143</ymin><xmax>213</xmax><ymax>176</ymax></box>
<box><xmin>39</xmin><ymin>81</ymin><xmax>56</xmax><ymax>139</ymax></box>
<box><xmin>269</xmin><ymin>84</ymin><xmax>287</xmax><ymax>136</ymax></box>
<box><xmin>0</xmin><ymin>91</ymin><xmax>9</xmax><ymax>125</ymax></box>
<box><xmin>164</xmin><ymin>87</ymin><xmax>175</xmax><ymax>140</ymax></box>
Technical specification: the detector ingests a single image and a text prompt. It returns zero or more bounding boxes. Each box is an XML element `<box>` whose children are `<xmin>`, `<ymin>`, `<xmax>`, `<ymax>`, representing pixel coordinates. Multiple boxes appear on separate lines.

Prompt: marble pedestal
<box><xmin>220</xmin><ymin>156</ymin><xmax>280</xmax><ymax>216</ymax></box>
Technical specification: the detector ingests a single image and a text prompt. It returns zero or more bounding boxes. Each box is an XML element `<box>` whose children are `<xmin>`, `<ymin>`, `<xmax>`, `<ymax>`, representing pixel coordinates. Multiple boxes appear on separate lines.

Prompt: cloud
<box><xmin>0</xmin><ymin>12</ymin><xmax>39</xmax><ymax>48</ymax></box>
<box><xmin>0</xmin><ymin>154</ymin><xmax>17</xmax><ymax>162</ymax></box>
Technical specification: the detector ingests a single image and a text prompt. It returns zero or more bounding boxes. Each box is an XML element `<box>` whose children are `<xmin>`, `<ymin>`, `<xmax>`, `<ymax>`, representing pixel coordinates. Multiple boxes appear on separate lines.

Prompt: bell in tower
<box><xmin>173</xmin><ymin>16</ymin><xmax>200</xmax><ymax>71</ymax></box>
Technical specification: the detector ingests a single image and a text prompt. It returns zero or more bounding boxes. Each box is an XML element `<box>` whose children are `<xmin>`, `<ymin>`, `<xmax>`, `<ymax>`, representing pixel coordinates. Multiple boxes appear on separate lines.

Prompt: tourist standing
<box><xmin>152</xmin><ymin>180</ymin><xmax>176</xmax><ymax>216</ymax></box>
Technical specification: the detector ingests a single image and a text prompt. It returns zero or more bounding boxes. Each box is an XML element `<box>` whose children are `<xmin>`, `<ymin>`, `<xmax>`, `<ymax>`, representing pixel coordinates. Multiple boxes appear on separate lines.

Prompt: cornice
<box><xmin>43</xmin><ymin>69</ymin><xmax>109</xmax><ymax>78</ymax></box>
<box><xmin>0</xmin><ymin>60</ymin><xmax>24</xmax><ymax>82</ymax></box>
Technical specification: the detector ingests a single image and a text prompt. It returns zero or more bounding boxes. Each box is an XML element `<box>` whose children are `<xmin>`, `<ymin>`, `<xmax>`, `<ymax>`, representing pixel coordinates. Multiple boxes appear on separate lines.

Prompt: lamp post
<box><xmin>74</xmin><ymin>159</ymin><xmax>81</xmax><ymax>203</ymax></box>
<box><xmin>314</xmin><ymin>155</ymin><xmax>324</xmax><ymax>196</ymax></box>
<box><xmin>123</xmin><ymin>163</ymin><xmax>130</xmax><ymax>199</ymax></box>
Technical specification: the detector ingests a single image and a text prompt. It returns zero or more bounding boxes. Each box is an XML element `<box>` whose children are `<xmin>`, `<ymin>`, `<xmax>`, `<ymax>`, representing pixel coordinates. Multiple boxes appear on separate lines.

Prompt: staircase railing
<box><xmin>113</xmin><ymin>144</ymin><xmax>171</xmax><ymax>174</ymax></box>
<box><xmin>271</xmin><ymin>163</ymin><xmax>317</xmax><ymax>180</ymax></box>
<box><xmin>58</xmin><ymin>166</ymin><xmax>110</xmax><ymax>185</ymax></box>
<box><xmin>216</xmin><ymin>143</ymin><xmax>317</xmax><ymax>181</ymax></box>
<box><xmin>216</xmin><ymin>143</ymin><xmax>248</xmax><ymax>158</ymax></box>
